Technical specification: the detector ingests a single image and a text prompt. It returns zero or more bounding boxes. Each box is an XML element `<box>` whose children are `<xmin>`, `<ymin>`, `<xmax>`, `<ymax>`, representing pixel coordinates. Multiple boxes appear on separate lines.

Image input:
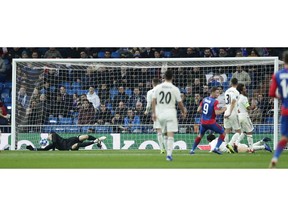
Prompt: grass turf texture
<box><xmin>0</xmin><ymin>150</ymin><xmax>287</xmax><ymax>168</ymax></box>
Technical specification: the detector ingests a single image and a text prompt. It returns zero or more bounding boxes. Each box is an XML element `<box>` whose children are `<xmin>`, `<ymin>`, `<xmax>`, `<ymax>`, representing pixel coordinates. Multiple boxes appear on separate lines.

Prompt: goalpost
<box><xmin>11</xmin><ymin>57</ymin><xmax>280</xmax><ymax>151</ymax></box>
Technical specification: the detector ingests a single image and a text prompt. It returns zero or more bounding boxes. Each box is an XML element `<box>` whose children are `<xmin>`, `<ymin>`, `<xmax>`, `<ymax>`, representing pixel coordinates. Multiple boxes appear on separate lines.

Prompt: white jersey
<box><xmin>224</xmin><ymin>87</ymin><xmax>239</xmax><ymax>117</ymax></box>
<box><xmin>237</xmin><ymin>94</ymin><xmax>250</xmax><ymax>117</ymax></box>
<box><xmin>146</xmin><ymin>88</ymin><xmax>155</xmax><ymax>112</ymax></box>
<box><xmin>216</xmin><ymin>93</ymin><xmax>226</xmax><ymax>109</ymax></box>
<box><xmin>209</xmin><ymin>138</ymin><xmax>228</xmax><ymax>153</ymax></box>
<box><xmin>152</xmin><ymin>81</ymin><xmax>181</xmax><ymax>115</ymax></box>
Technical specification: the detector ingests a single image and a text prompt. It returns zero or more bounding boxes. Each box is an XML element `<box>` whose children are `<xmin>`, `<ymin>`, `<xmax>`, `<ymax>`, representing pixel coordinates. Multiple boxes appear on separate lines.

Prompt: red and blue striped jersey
<box><xmin>200</xmin><ymin>96</ymin><xmax>219</xmax><ymax>124</ymax></box>
<box><xmin>269</xmin><ymin>68</ymin><xmax>288</xmax><ymax>116</ymax></box>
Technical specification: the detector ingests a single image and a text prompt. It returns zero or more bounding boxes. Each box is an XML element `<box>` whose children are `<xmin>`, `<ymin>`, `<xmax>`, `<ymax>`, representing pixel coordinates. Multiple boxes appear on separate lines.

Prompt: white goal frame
<box><xmin>11</xmin><ymin>57</ymin><xmax>279</xmax><ymax>150</ymax></box>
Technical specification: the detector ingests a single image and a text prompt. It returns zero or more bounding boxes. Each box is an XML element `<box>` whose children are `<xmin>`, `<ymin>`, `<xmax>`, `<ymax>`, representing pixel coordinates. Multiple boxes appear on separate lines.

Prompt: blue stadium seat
<box><xmin>3</xmin><ymin>97</ymin><xmax>11</xmax><ymax>103</ymax></box>
<box><xmin>256</xmin><ymin>125</ymin><xmax>272</xmax><ymax>134</ymax></box>
<box><xmin>48</xmin><ymin>117</ymin><xmax>58</xmax><ymax>125</ymax></box>
<box><xmin>109</xmin><ymin>87</ymin><xmax>118</xmax><ymax>100</ymax></box>
<box><xmin>65</xmin><ymin>126</ymin><xmax>80</xmax><ymax>133</ymax></box>
<box><xmin>81</xmin><ymin>126</ymin><xmax>96</xmax><ymax>133</ymax></box>
<box><xmin>111</xmin><ymin>52</ymin><xmax>120</xmax><ymax>58</ymax></box>
<box><xmin>71</xmin><ymin>82</ymin><xmax>81</xmax><ymax>90</ymax></box>
<box><xmin>66</xmin><ymin>88</ymin><xmax>76</xmax><ymax>95</ymax></box>
<box><xmin>265</xmin><ymin>117</ymin><xmax>274</xmax><ymax>124</ymax></box>
<box><xmin>42</xmin><ymin>126</ymin><xmax>52</xmax><ymax>133</ymax></box>
<box><xmin>125</xmin><ymin>88</ymin><xmax>132</xmax><ymax>96</ymax></box>
<box><xmin>4</xmin><ymin>82</ymin><xmax>12</xmax><ymax>89</ymax></box>
<box><xmin>60</xmin><ymin>82</ymin><xmax>71</xmax><ymax>89</ymax></box>
<box><xmin>163</xmin><ymin>51</ymin><xmax>171</xmax><ymax>58</ymax></box>
<box><xmin>222</xmin><ymin>81</ymin><xmax>229</xmax><ymax>90</ymax></box>
<box><xmin>98</xmin><ymin>51</ymin><xmax>105</xmax><ymax>58</ymax></box>
<box><xmin>0</xmin><ymin>82</ymin><xmax>4</xmax><ymax>91</ymax></box>
<box><xmin>53</xmin><ymin>127</ymin><xmax>66</xmax><ymax>133</ymax></box>
<box><xmin>95</xmin><ymin>126</ymin><xmax>110</xmax><ymax>133</ymax></box>
<box><xmin>77</xmin><ymin>89</ymin><xmax>87</xmax><ymax>96</ymax></box>
<box><xmin>73</xmin><ymin>118</ymin><xmax>78</xmax><ymax>124</ymax></box>
<box><xmin>227</xmin><ymin>73</ymin><xmax>233</xmax><ymax>81</ymax></box>
<box><xmin>2</xmin><ymin>88</ymin><xmax>10</xmax><ymax>94</ymax></box>
<box><xmin>1</xmin><ymin>92</ymin><xmax>9</xmax><ymax>99</ymax></box>
<box><xmin>59</xmin><ymin>117</ymin><xmax>73</xmax><ymax>125</ymax></box>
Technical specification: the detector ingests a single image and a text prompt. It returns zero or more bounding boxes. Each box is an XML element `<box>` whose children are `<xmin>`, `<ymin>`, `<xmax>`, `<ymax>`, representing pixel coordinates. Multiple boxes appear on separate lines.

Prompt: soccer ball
<box><xmin>39</xmin><ymin>138</ymin><xmax>49</xmax><ymax>148</ymax></box>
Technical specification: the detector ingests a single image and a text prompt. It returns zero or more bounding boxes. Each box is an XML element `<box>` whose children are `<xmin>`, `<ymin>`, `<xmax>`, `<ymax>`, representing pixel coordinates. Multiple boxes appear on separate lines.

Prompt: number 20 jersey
<box><xmin>152</xmin><ymin>81</ymin><xmax>182</xmax><ymax>116</ymax></box>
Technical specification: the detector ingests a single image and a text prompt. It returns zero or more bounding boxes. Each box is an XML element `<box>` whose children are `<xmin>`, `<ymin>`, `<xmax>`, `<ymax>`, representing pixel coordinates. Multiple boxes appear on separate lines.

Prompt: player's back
<box><xmin>275</xmin><ymin>68</ymin><xmax>288</xmax><ymax>109</ymax></box>
<box><xmin>224</xmin><ymin>87</ymin><xmax>239</xmax><ymax>116</ymax></box>
<box><xmin>153</xmin><ymin>82</ymin><xmax>181</xmax><ymax>116</ymax></box>
<box><xmin>201</xmin><ymin>96</ymin><xmax>218</xmax><ymax>124</ymax></box>
<box><xmin>237</xmin><ymin>94</ymin><xmax>249</xmax><ymax>116</ymax></box>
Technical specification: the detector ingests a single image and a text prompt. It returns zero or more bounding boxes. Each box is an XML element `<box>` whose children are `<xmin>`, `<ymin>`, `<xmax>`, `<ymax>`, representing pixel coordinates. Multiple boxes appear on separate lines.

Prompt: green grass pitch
<box><xmin>0</xmin><ymin>150</ymin><xmax>287</xmax><ymax>168</ymax></box>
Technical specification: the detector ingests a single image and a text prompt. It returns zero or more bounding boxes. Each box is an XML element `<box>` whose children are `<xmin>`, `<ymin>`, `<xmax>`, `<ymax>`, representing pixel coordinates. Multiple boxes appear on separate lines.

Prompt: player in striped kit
<box><xmin>152</xmin><ymin>70</ymin><xmax>187</xmax><ymax>161</ymax></box>
<box><xmin>269</xmin><ymin>51</ymin><xmax>288</xmax><ymax>168</ymax></box>
<box><xmin>144</xmin><ymin>78</ymin><xmax>165</xmax><ymax>154</ymax></box>
<box><xmin>190</xmin><ymin>86</ymin><xmax>230</xmax><ymax>155</ymax></box>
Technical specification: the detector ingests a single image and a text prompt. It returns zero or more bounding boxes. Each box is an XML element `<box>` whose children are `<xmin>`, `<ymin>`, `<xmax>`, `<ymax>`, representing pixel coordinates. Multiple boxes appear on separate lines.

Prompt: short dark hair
<box><xmin>207</xmin><ymin>134</ymin><xmax>216</xmax><ymax>142</ymax></box>
<box><xmin>210</xmin><ymin>86</ymin><xmax>218</xmax><ymax>93</ymax></box>
<box><xmin>283</xmin><ymin>50</ymin><xmax>288</xmax><ymax>64</ymax></box>
<box><xmin>164</xmin><ymin>70</ymin><xmax>173</xmax><ymax>80</ymax></box>
<box><xmin>236</xmin><ymin>83</ymin><xmax>245</xmax><ymax>93</ymax></box>
<box><xmin>231</xmin><ymin>78</ymin><xmax>238</xmax><ymax>85</ymax></box>
<box><xmin>152</xmin><ymin>78</ymin><xmax>161</xmax><ymax>86</ymax></box>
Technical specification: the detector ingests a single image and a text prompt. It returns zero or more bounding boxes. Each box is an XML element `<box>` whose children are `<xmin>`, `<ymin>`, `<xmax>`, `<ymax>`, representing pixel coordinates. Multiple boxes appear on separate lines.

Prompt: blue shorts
<box><xmin>281</xmin><ymin>116</ymin><xmax>288</xmax><ymax>137</ymax></box>
<box><xmin>199</xmin><ymin>123</ymin><xmax>225</xmax><ymax>136</ymax></box>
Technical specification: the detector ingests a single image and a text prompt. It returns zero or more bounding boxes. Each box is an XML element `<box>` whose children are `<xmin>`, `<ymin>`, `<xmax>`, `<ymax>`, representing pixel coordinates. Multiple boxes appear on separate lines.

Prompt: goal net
<box><xmin>11</xmin><ymin>57</ymin><xmax>279</xmax><ymax>151</ymax></box>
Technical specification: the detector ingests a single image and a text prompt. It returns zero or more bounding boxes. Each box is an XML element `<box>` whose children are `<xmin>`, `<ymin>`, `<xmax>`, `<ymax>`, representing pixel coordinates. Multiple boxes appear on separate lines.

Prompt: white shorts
<box><xmin>238</xmin><ymin>115</ymin><xmax>254</xmax><ymax>133</ymax></box>
<box><xmin>157</xmin><ymin>113</ymin><xmax>178</xmax><ymax>133</ymax></box>
<box><xmin>153</xmin><ymin>119</ymin><xmax>161</xmax><ymax>129</ymax></box>
<box><xmin>224</xmin><ymin>115</ymin><xmax>241</xmax><ymax>131</ymax></box>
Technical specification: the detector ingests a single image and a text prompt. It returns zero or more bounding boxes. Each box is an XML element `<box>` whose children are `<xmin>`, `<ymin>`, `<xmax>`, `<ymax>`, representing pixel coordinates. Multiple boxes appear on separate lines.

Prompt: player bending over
<box><xmin>207</xmin><ymin>134</ymin><xmax>272</xmax><ymax>153</ymax></box>
<box><xmin>26</xmin><ymin>132</ymin><xmax>106</xmax><ymax>151</ymax></box>
<box><xmin>190</xmin><ymin>86</ymin><xmax>230</xmax><ymax>155</ymax></box>
<box><xmin>152</xmin><ymin>70</ymin><xmax>187</xmax><ymax>161</ymax></box>
<box><xmin>269</xmin><ymin>50</ymin><xmax>288</xmax><ymax>168</ymax></box>
<box><xmin>144</xmin><ymin>78</ymin><xmax>165</xmax><ymax>154</ymax></box>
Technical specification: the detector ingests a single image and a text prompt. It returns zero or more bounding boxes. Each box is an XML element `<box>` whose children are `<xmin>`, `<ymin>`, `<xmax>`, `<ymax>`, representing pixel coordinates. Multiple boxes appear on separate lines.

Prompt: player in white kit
<box><xmin>207</xmin><ymin>134</ymin><xmax>272</xmax><ymax>153</ymax></box>
<box><xmin>145</xmin><ymin>78</ymin><xmax>165</xmax><ymax>154</ymax></box>
<box><xmin>235</xmin><ymin>83</ymin><xmax>256</xmax><ymax>151</ymax></box>
<box><xmin>224</xmin><ymin>78</ymin><xmax>241</xmax><ymax>153</ymax></box>
<box><xmin>152</xmin><ymin>70</ymin><xmax>187</xmax><ymax>161</ymax></box>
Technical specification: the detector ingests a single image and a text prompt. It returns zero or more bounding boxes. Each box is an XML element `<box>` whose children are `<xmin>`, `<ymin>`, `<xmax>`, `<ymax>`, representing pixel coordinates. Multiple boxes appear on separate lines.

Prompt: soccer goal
<box><xmin>11</xmin><ymin>57</ymin><xmax>280</xmax><ymax>151</ymax></box>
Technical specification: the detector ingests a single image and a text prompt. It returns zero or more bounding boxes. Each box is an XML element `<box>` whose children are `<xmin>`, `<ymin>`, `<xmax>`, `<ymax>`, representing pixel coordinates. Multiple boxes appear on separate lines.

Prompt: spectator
<box><xmin>218</xmin><ymin>48</ymin><xmax>228</xmax><ymax>57</ymax></box>
<box><xmin>31</xmin><ymin>51</ymin><xmax>39</xmax><ymax>58</ymax></box>
<box><xmin>111</xmin><ymin>113</ymin><xmax>124</xmax><ymax>133</ymax></box>
<box><xmin>21</xmin><ymin>50</ymin><xmax>29</xmax><ymax>58</ymax></box>
<box><xmin>80</xmin><ymin>51</ymin><xmax>88</xmax><ymax>58</ymax></box>
<box><xmin>0</xmin><ymin>100</ymin><xmax>10</xmax><ymax>133</ymax></box>
<box><xmin>235</xmin><ymin>50</ymin><xmax>243</xmax><ymax>57</ymax></box>
<box><xmin>113</xmin><ymin>86</ymin><xmax>129</xmax><ymax>107</ymax></box>
<box><xmin>203</xmin><ymin>48</ymin><xmax>213</xmax><ymax>57</ymax></box>
<box><xmin>184</xmin><ymin>86</ymin><xmax>194</xmax><ymax>106</ymax></box>
<box><xmin>96</xmin><ymin>104</ymin><xmax>113</xmax><ymax>125</ymax></box>
<box><xmin>249</xmin><ymin>104</ymin><xmax>263</xmax><ymax>124</ymax></box>
<box><xmin>123</xmin><ymin>109</ymin><xmax>141</xmax><ymax>133</ymax></box>
<box><xmin>202</xmin><ymin>85</ymin><xmax>210</xmax><ymax>98</ymax></box>
<box><xmin>81</xmin><ymin>66</ymin><xmax>96</xmax><ymax>89</ymax></box>
<box><xmin>154</xmin><ymin>50</ymin><xmax>162</xmax><ymax>58</ymax></box>
<box><xmin>86</xmin><ymin>86</ymin><xmax>100</xmax><ymax>110</ymax></box>
<box><xmin>184</xmin><ymin>47</ymin><xmax>200</xmax><ymax>58</ymax></box>
<box><xmin>127</xmin><ymin>87</ymin><xmax>146</xmax><ymax>108</ymax></box>
<box><xmin>141</xmin><ymin>47</ymin><xmax>154</xmax><ymax>58</ymax></box>
<box><xmin>31</xmin><ymin>88</ymin><xmax>40</xmax><ymax>102</ymax></box>
<box><xmin>104</xmin><ymin>50</ymin><xmax>111</xmax><ymax>58</ymax></box>
<box><xmin>133</xmin><ymin>101</ymin><xmax>148</xmax><ymax>124</ymax></box>
<box><xmin>17</xmin><ymin>86</ymin><xmax>30</xmax><ymax>109</ymax></box>
<box><xmin>78</xmin><ymin>99</ymin><xmax>95</xmax><ymax>125</ymax></box>
<box><xmin>133</xmin><ymin>50</ymin><xmax>141</xmax><ymax>58</ymax></box>
<box><xmin>115</xmin><ymin>101</ymin><xmax>128</xmax><ymax>117</ymax></box>
<box><xmin>72</xmin><ymin>93</ymin><xmax>80</xmax><ymax>112</ymax></box>
<box><xmin>98</xmin><ymin>83</ymin><xmax>110</xmax><ymax>104</ymax></box>
<box><xmin>257</xmin><ymin>94</ymin><xmax>272</xmax><ymax>117</ymax></box>
<box><xmin>248</xmin><ymin>49</ymin><xmax>259</xmax><ymax>57</ymax></box>
<box><xmin>205</xmin><ymin>67</ymin><xmax>227</xmax><ymax>86</ymax></box>
<box><xmin>193</xmin><ymin>78</ymin><xmax>202</xmax><ymax>94</ymax></box>
<box><xmin>57</xmin><ymin>86</ymin><xmax>73</xmax><ymax>117</ymax></box>
<box><xmin>231</xmin><ymin>66</ymin><xmax>251</xmax><ymax>86</ymax></box>
<box><xmin>216</xmin><ymin>86</ymin><xmax>225</xmax><ymax>108</ymax></box>
<box><xmin>26</xmin><ymin>100</ymin><xmax>41</xmax><ymax>127</ymax></box>
<box><xmin>0</xmin><ymin>54</ymin><xmax>6</xmax><ymax>74</ymax></box>
<box><xmin>44</xmin><ymin>48</ymin><xmax>63</xmax><ymax>58</ymax></box>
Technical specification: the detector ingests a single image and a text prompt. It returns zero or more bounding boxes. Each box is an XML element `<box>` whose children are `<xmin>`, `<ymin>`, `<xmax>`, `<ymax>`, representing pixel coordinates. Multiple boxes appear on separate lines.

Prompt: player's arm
<box><xmin>178</xmin><ymin>101</ymin><xmax>187</xmax><ymax>118</ymax></box>
<box><xmin>214</xmin><ymin>100</ymin><xmax>227</xmax><ymax>115</ymax></box>
<box><xmin>197</xmin><ymin>102</ymin><xmax>202</xmax><ymax>113</ymax></box>
<box><xmin>225</xmin><ymin>95</ymin><xmax>236</xmax><ymax>117</ymax></box>
<box><xmin>269</xmin><ymin>74</ymin><xmax>278</xmax><ymax>98</ymax></box>
<box><xmin>37</xmin><ymin>143</ymin><xmax>54</xmax><ymax>151</ymax></box>
<box><xmin>144</xmin><ymin>91</ymin><xmax>151</xmax><ymax>114</ymax></box>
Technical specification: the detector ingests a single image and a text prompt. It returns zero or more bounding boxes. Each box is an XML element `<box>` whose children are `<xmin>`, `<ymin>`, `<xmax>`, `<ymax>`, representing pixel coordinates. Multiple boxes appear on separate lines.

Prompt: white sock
<box><xmin>224</xmin><ymin>134</ymin><xmax>229</xmax><ymax>144</ymax></box>
<box><xmin>167</xmin><ymin>137</ymin><xmax>174</xmax><ymax>157</ymax></box>
<box><xmin>164</xmin><ymin>136</ymin><xmax>168</xmax><ymax>150</ymax></box>
<box><xmin>253</xmin><ymin>145</ymin><xmax>265</xmax><ymax>151</ymax></box>
<box><xmin>157</xmin><ymin>133</ymin><xmax>164</xmax><ymax>150</ymax></box>
<box><xmin>235</xmin><ymin>133</ymin><xmax>245</xmax><ymax>145</ymax></box>
<box><xmin>229</xmin><ymin>133</ymin><xmax>240</xmax><ymax>146</ymax></box>
<box><xmin>247</xmin><ymin>135</ymin><xmax>253</xmax><ymax>149</ymax></box>
<box><xmin>252</xmin><ymin>141</ymin><xmax>263</xmax><ymax>147</ymax></box>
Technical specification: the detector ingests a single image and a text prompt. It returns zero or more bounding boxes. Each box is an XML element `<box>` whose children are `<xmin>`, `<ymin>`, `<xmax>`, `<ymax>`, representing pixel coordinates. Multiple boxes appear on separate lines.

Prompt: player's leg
<box><xmin>270</xmin><ymin>116</ymin><xmax>288</xmax><ymax>168</ymax></box>
<box><xmin>190</xmin><ymin>125</ymin><xmax>206</xmax><ymax>154</ymax></box>
<box><xmin>224</xmin><ymin>118</ymin><xmax>231</xmax><ymax>143</ymax></box>
<box><xmin>156</xmin><ymin>128</ymin><xmax>165</xmax><ymax>154</ymax></box>
<box><xmin>166</xmin><ymin>131</ymin><xmax>174</xmax><ymax>161</ymax></box>
<box><xmin>210</xmin><ymin>123</ymin><xmax>225</xmax><ymax>154</ymax></box>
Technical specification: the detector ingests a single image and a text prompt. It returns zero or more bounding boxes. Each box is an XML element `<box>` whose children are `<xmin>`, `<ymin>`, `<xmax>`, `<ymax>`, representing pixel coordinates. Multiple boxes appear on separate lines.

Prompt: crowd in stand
<box><xmin>0</xmin><ymin>47</ymin><xmax>285</xmax><ymax>133</ymax></box>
